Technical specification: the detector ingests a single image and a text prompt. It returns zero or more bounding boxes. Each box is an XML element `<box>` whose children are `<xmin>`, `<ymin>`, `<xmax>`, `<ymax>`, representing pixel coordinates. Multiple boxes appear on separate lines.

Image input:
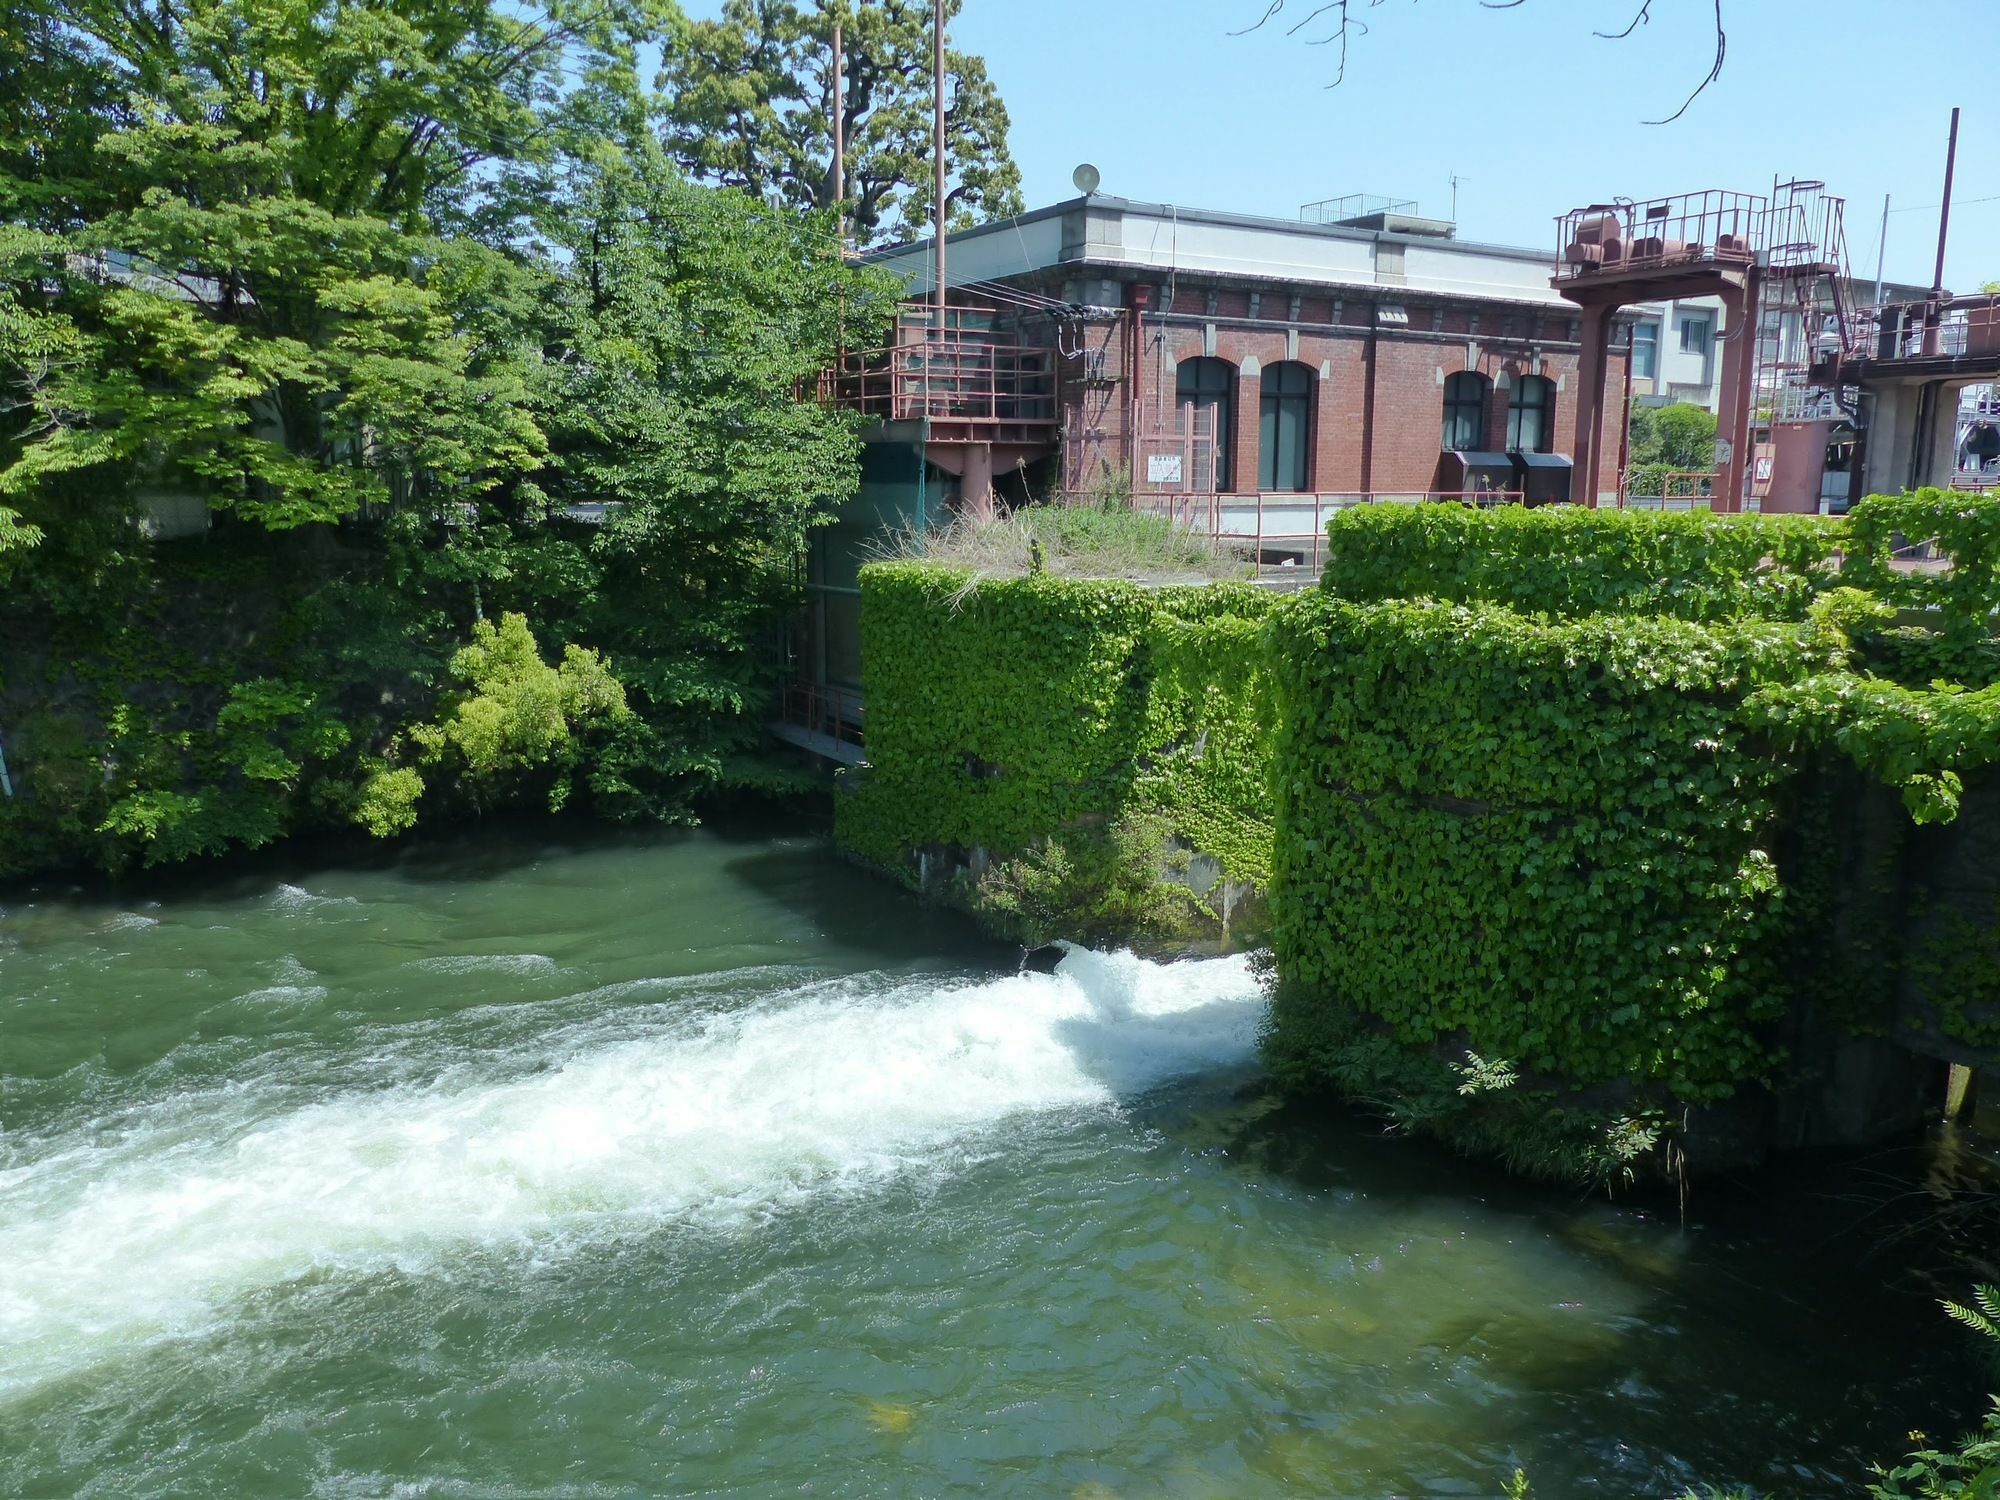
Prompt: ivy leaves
<box><xmin>1320</xmin><ymin>502</ymin><xmax>1844</xmax><ymax>623</ymax></box>
<box><xmin>836</xmin><ymin>567</ymin><xmax>1276</xmax><ymax>930</ymax></box>
<box><xmin>1267</xmin><ymin>594</ymin><xmax>1813</xmax><ymax>1099</ymax></box>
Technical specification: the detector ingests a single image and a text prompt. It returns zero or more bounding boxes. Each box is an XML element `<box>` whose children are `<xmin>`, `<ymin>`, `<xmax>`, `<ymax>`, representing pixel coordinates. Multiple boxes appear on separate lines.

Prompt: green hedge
<box><xmin>1845</xmin><ymin>487</ymin><xmax>2000</xmax><ymax>633</ymax></box>
<box><xmin>1319</xmin><ymin>502</ymin><xmax>1843</xmax><ymax>621</ymax></box>
<box><xmin>1267</xmin><ymin>593</ymin><xmax>1848</xmax><ymax>1100</ymax></box>
<box><xmin>835</xmin><ymin>564</ymin><xmax>1275</xmax><ymax>940</ymax></box>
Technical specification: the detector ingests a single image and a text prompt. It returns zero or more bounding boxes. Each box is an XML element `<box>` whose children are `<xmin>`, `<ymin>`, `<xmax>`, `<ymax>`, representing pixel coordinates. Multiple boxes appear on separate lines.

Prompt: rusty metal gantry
<box><xmin>1554</xmin><ymin>183</ymin><xmax>1856</xmax><ymax>511</ymax></box>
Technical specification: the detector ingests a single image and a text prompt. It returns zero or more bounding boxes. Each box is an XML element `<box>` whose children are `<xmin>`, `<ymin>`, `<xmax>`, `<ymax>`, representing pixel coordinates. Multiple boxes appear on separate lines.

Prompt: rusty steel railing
<box><xmin>780</xmin><ymin>681</ymin><xmax>865</xmax><ymax>746</ymax></box>
<box><xmin>1556</xmin><ymin>190</ymin><xmax>1766</xmax><ymax>281</ymax></box>
<box><xmin>1861</xmin><ymin>296</ymin><xmax>2000</xmax><ymax>362</ymax></box>
<box><xmin>819</xmin><ymin>335</ymin><xmax>1058</xmax><ymax>426</ymax></box>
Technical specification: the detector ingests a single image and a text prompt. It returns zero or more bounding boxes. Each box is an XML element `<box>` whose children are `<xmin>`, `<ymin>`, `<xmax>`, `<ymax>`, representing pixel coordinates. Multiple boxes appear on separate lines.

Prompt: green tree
<box><xmin>0</xmin><ymin>0</ymin><xmax>611</xmax><ymax>545</ymax></box>
<box><xmin>1628</xmin><ymin>400</ymin><xmax>1718</xmax><ymax>471</ymax></box>
<box><xmin>657</xmin><ymin>0</ymin><xmax>1023</xmax><ymax>245</ymax></box>
<box><xmin>511</xmin><ymin>143</ymin><xmax>898</xmax><ymax>813</ymax></box>
<box><xmin>0</xmin><ymin>0</ymin><xmax>893</xmax><ymax>873</ymax></box>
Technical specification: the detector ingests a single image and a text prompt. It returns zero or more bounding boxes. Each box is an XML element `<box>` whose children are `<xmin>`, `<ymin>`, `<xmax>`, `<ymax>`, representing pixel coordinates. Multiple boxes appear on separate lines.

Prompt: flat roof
<box><xmin>867</xmin><ymin>194</ymin><xmax>1557</xmax><ymax>267</ymax></box>
<box><xmin>867</xmin><ymin>194</ymin><xmax>1579</xmax><ymax>308</ymax></box>
<box><xmin>868</xmin><ymin>193</ymin><xmax>1945</xmax><ymax>313</ymax></box>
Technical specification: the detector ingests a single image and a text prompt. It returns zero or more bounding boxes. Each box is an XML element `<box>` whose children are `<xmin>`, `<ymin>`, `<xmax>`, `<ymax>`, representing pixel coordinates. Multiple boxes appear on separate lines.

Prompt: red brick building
<box><xmin>841</xmin><ymin>193</ymin><xmax>1631</xmax><ymax>532</ymax></box>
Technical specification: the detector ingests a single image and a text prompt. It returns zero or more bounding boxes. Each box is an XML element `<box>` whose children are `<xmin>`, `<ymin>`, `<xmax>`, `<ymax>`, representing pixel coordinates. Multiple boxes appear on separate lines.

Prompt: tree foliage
<box><xmin>0</xmin><ymin>0</ymin><xmax>913</xmax><ymax>874</ymax></box>
<box><xmin>657</xmin><ymin>0</ymin><xmax>1023</xmax><ymax>244</ymax></box>
<box><xmin>1627</xmin><ymin>400</ymin><xmax>1719</xmax><ymax>471</ymax></box>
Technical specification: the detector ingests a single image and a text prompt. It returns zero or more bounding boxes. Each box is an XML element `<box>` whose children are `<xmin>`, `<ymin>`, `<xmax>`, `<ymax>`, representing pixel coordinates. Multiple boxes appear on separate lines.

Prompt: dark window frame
<box><xmin>1506</xmin><ymin>374</ymin><xmax>1556</xmax><ymax>453</ymax></box>
<box><xmin>1258</xmin><ymin>360</ymin><xmax>1314</xmax><ymax>492</ymax></box>
<box><xmin>1632</xmin><ymin>321</ymin><xmax>1659</xmax><ymax>379</ymax></box>
<box><xmin>1441</xmin><ymin>371</ymin><xmax>1489</xmax><ymax>451</ymax></box>
<box><xmin>1176</xmin><ymin>356</ymin><xmax>1237</xmax><ymax>493</ymax></box>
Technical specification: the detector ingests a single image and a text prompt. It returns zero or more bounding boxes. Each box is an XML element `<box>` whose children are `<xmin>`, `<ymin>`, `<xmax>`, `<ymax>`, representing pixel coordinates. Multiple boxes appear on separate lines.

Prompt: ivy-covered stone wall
<box><xmin>834</xmin><ymin>565</ymin><xmax>1275</xmax><ymax>950</ymax></box>
<box><xmin>1265</xmin><ymin>493</ymin><xmax>2000</xmax><ymax>1178</ymax></box>
<box><xmin>1265</xmin><ymin>594</ymin><xmax>1837</xmax><ymax>1103</ymax></box>
<box><xmin>840</xmin><ymin>496</ymin><xmax>2000</xmax><ymax>1180</ymax></box>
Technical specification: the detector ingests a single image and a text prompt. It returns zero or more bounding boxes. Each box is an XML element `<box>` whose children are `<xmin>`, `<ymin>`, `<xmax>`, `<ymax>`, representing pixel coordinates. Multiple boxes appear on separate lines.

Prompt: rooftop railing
<box><xmin>1859</xmin><ymin>296</ymin><xmax>2000</xmax><ymax>362</ymax></box>
<box><xmin>1129</xmin><ymin>490</ymin><xmax>1532</xmax><ymax>575</ymax></box>
<box><xmin>819</xmin><ymin>334</ymin><xmax>1058</xmax><ymax>428</ymax></box>
<box><xmin>1556</xmin><ymin>190</ymin><xmax>1766</xmax><ymax>282</ymax></box>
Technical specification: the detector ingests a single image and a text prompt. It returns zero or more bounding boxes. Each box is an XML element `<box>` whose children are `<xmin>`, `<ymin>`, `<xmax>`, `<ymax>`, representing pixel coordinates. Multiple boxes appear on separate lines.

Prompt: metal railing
<box><xmin>1301</xmin><ymin>193</ymin><xmax>1419</xmax><ymax>225</ymax></box>
<box><xmin>1768</xmin><ymin>382</ymin><xmax>1841</xmax><ymax>423</ymax></box>
<box><xmin>819</xmin><ymin>335</ymin><xmax>1058</xmax><ymax>426</ymax></box>
<box><xmin>1862</xmin><ymin>297</ymin><xmax>2000</xmax><ymax>362</ymax></box>
<box><xmin>780</xmin><ymin>681</ymin><xmax>865</xmax><ymax>746</ymax></box>
<box><xmin>1132</xmin><ymin>490</ymin><xmax>1530</xmax><ymax>576</ymax></box>
<box><xmin>1618</xmin><ymin>470</ymin><xmax>1722</xmax><ymax>510</ymax></box>
<box><xmin>1556</xmin><ymin>190</ymin><xmax>1766</xmax><ymax>281</ymax></box>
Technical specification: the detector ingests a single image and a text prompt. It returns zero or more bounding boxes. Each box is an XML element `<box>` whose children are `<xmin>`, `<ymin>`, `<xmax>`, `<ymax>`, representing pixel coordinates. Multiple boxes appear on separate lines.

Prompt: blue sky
<box><xmin>936</xmin><ymin>0</ymin><xmax>1997</xmax><ymax>289</ymax></box>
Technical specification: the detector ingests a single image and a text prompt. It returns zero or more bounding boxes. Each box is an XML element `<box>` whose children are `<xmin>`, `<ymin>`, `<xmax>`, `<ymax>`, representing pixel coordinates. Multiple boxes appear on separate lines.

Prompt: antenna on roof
<box><xmin>1072</xmin><ymin>163</ymin><xmax>1101</xmax><ymax>196</ymax></box>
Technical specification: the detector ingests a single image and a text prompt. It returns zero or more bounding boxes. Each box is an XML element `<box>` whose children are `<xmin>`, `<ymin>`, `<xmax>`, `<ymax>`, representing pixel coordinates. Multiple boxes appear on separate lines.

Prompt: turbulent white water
<box><xmin>0</xmin><ymin>946</ymin><xmax>1261</xmax><ymax>1400</ymax></box>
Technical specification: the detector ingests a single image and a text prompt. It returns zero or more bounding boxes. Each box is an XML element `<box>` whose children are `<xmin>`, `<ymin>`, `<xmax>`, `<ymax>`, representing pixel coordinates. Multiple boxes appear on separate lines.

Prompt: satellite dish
<box><xmin>1072</xmin><ymin>163</ymin><xmax>1101</xmax><ymax>196</ymax></box>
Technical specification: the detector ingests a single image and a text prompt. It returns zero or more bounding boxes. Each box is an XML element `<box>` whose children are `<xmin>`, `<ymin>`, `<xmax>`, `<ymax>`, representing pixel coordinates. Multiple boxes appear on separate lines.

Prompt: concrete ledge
<box><xmin>768</xmin><ymin>722</ymin><xmax>867</xmax><ymax>766</ymax></box>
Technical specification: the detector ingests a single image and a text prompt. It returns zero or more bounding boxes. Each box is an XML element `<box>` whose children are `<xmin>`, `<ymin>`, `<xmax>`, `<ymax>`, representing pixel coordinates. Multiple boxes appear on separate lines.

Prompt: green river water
<box><xmin>0</xmin><ymin>822</ymin><xmax>1979</xmax><ymax>1498</ymax></box>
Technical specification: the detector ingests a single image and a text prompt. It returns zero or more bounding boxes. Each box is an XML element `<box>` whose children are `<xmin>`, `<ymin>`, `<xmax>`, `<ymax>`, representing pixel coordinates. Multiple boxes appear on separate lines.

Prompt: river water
<box><xmin>0</xmin><ymin>823</ymin><xmax>1977</xmax><ymax>1497</ymax></box>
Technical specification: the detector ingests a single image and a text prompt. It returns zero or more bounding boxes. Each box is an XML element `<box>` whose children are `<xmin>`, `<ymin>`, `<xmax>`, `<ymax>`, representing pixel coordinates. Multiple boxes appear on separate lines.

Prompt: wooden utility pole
<box><xmin>933</xmin><ymin>0</ymin><xmax>946</xmax><ymax>323</ymax></box>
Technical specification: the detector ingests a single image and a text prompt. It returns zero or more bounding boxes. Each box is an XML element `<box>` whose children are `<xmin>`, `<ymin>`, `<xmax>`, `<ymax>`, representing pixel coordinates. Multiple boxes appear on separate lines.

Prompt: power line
<box><xmin>1889</xmin><ymin>192</ymin><xmax>2000</xmax><ymax>215</ymax></box>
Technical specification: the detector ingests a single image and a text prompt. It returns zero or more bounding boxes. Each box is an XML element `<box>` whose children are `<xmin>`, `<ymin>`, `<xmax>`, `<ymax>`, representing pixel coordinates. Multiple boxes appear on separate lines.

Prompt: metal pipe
<box><xmin>1128</xmin><ymin>300</ymin><xmax>1142</xmax><ymax>495</ymax></box>
<box><xmin>1618</xmin><ymin>330</ymin><xmax>1634</xmax><ymax>507</ymax></box>
<box><xmin>1932</xmin><ymin>106</ymin><xmax>1959</xmax><ymax>299</ymax></box>
<box><xmin>1873</xmin><ymin>192</ymin><xmax>1889</xmax><ymax>308</ymax></box>
<box><xmin>932</xmin><ymin>0</ymin><xmax>946</xmax><ymax>323</ymax></box>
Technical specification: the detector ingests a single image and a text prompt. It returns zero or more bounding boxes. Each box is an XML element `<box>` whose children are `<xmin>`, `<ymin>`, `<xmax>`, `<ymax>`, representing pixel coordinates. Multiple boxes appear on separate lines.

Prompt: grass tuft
<box><xmin>867</xmin><ymin>502</ymin><xmax>1250</xmax><ymax>588</ymax></box>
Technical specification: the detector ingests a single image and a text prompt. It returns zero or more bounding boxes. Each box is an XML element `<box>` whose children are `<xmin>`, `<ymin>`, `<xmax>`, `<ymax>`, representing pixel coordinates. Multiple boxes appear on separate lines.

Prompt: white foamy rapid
<box><xmin>0</xmin><ymin>947</ymin><xmax>1261</xmax><ymax>1398</ymax></box>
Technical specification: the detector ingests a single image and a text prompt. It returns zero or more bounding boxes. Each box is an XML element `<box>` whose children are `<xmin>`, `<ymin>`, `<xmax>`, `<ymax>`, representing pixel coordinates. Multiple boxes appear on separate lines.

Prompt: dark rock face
<box><xmin>1020</xmin><ymin>944</ymin><xmax>1065</xmax><ymax>975</ymax></box>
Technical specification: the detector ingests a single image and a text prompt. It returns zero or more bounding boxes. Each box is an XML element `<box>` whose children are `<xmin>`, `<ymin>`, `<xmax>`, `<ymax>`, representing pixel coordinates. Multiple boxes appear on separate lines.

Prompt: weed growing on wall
<box><xmin>848</xmin><ymin>496</ymin><xmax>2000</xmax><ymax>1175</ymax></box>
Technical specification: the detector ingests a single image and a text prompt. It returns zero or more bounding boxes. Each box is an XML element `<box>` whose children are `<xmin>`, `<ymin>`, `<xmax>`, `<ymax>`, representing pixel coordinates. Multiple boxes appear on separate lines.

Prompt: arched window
<box><xmin>1441</xmin><ymin>371</ymin><xmax>1489</xmax><ymax>451</ymax></box>
<box><xmin>1507</xmin><ymin>374</ymin><xmax>1556</xmax><ymax>453</ymax></box>
<box><xmin>1259</xmin><ymin>361</ymin><xmax>1314</xmax><ymax>492</ymax></box>
<box><xmin>1176</xmin><ymin>357</ymin><xmax>1236</xmax><ymax>492</ymax></box>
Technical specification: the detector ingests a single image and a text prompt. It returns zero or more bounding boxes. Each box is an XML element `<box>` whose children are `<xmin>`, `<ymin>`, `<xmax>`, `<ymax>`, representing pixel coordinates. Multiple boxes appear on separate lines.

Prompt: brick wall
<box><xmin>1056</xmin><ymin>296</ymin><xmax>1628</xmax><ymax>503</ymax></box>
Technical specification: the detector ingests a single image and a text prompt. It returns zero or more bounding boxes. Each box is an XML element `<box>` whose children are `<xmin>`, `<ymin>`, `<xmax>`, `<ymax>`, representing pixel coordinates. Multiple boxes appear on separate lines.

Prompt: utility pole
<box><xmin>1932</xmin><ymin>106</ymin><xmax>1959</xmax><ymax>300</ymax></box>
<box><xmin>933</xmin><ymin>0</ymin><xmax>947</xmax><ymax>325</ymax></box>
<box><xmin>1925</xmin><ymin>106</ymin><xmax>1959</xmax><ymax>357</ymax></box>
<box><xmin>830</xmin><ymin>14</ymin><xmax>844</xmax><ymax>243</ymax></box>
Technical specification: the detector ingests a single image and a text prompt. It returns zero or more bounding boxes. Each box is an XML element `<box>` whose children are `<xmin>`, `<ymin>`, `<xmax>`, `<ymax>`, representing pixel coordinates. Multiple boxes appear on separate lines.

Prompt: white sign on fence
<box><xmin>1146</xmin><ymin>454</ymin><xmax>1184</xmax><ymax>485</ymax></box>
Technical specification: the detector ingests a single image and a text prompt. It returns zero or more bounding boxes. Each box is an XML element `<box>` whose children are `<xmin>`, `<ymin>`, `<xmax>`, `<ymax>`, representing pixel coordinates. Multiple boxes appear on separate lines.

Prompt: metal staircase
<box><xmin>1755</xmin><ymin>179</ymin><xmax>1857</xmax><ymax>427</ymax></box>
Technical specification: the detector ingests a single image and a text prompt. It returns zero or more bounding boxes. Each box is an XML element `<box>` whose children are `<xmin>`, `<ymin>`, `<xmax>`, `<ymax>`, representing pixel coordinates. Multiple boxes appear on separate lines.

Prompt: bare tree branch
<box><xmin>1284</xmin><ymin>3</ymin><xmax>1346</xmax><ymax>36</ymax></box>
<box><xmin>1228</xmin><ymin>1</ymin><xmax>1286</xmax><ymax>35</ymax></box>
<box><xmin>1239</xmin><ymin>0</ymin><xmax>1726</xmax><ymax>120</ymax></box>
<box><xmin>1642</xmin><ymin>0</ymin><xmax>1724</xmax><ymax>125</ymax></box>
<box><xmin>1593</xmin><ymin>0</ymin><xmax>1652</xmax><ymax>40</ymax></box>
